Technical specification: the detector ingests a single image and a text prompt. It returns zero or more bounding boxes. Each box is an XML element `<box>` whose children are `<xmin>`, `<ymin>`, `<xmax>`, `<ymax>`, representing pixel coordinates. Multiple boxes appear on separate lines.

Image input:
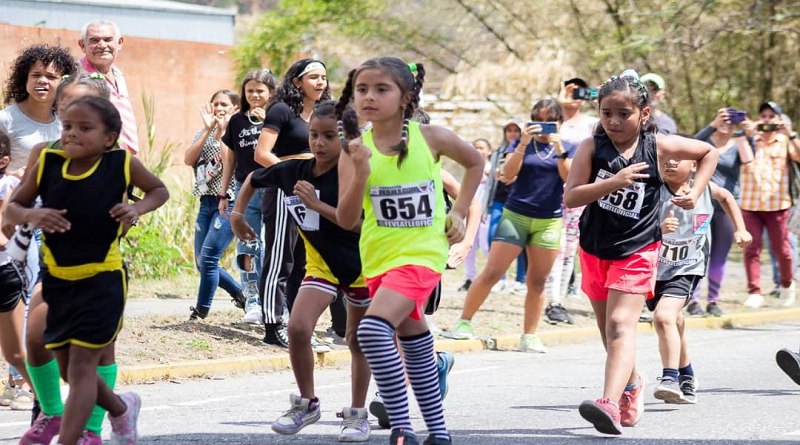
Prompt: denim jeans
<box><xmin>488</xmin><ymin>200</ymin><xmax>527</xmax><ymax>282</ymax></box>
<box><xmin>193</xmin><ymin>195</ymin><xmax>241</xmax><ymax>310</ymax></box>
<box><xmin>234</xmin><ymin>180</ymin><xmax>264</xmax><ymax>304</ymax></box>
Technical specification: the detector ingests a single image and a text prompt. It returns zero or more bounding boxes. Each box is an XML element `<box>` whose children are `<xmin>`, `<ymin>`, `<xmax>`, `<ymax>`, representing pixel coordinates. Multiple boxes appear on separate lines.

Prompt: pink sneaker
<box><xmin>82</xmin><ymin>431</ymin><xmax>103</xmax><ymax>445</ymax></box>
<box><xmin>579</xmin><ymin>398</ymin><xmax>622</xmax><ymax>435</ymax></box>
<box><xmin>18</xmin><ymin>413</ymin><xmax>61</xmax><ymax>445</ymax></box>
<box><xmin>619</xmin><ymin>374</ymin><xmax>645</xmax><ymax>426</ymax></box>
<box><xmin>109</xmin><ymin>392</ymin><xmax>141</xmax><ymax>445</ymax></box>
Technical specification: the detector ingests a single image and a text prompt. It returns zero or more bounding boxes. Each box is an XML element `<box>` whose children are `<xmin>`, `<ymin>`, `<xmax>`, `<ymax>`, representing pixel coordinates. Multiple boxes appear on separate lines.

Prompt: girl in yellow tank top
<box><xmin>335</xmin><ymin>57</ymin><xmax>483</xmax><ymax>445</ymax></box>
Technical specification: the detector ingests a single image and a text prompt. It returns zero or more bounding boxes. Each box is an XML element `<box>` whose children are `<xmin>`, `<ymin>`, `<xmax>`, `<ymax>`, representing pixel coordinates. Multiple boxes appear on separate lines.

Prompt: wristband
<box><xmin>216</xmin><ymin>194</ymin><xmax>230</xmax><ymax>201</ymax></box>
<box><xmin>556</xmin><ymin>152</ymin><xmax>569</xmax><ymax>159</ymax></box>
<box><xmin>230</xmin><ymin>210</ymin><xmax>244</xmax><ymax>217</ymax></box>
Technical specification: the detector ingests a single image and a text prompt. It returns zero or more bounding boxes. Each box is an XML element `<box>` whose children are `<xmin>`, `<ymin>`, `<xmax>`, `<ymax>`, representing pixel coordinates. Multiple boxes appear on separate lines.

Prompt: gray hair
<box><xmin>80</xmin><ymin>19</ymin><xmax>122</xmax><ymax>43</ymax></box>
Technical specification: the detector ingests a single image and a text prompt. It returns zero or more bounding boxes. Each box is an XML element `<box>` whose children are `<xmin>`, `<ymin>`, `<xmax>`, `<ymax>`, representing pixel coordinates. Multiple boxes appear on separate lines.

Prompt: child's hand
<box><xmin>613</xmin><ymin>162</ymin><xmax>649</xmax><ymax>188</ymax></box>
<box><xmin>230</xmin><ymin>213</ymin><xmax>256</xmax><ymax>241</ymax></box>
<box><xmin>671</xmin><ymin>189</ymin><xmax>699</xmax><ymax>210</ymax></box>
<box><xmin>661</xmin><ymin>210</ymin><xmax>678</xmax><ymax>234</ymax></box>
<box><xmin>347</xmin><ymin>138</ymin><xmax>372</xmax><ymax>175</ymax></box>
<box><xmin>447</xmin><ymin>240</ymin><xmax>470</xmax><ymax>269</ymax></box>
<box><xmin>30</xmin><ymin>208</ymin><xmax>70</xmax><ymax>233</ymax></box>
<box><xmin>445</xmin><ymin>210</ymin><xmax>466</xmax><ymax>245</ymax></box>
<box><xmin>734</xmin><ymin>229</ymin><xmax>752</xmax><ymax>248</ymax></box>
<box><xmin>109</xmin><ymin>203</ymin><xmax>139</xmax><ymax>225</ymax></box>
<box><xmin>293</xmin><ymin>181</ymin><xmax>320</xmax><ymax>210</ymax></box>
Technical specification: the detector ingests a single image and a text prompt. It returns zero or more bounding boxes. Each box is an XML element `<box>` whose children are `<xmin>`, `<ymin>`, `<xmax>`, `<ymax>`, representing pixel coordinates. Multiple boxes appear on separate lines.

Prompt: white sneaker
<box><xmin>780</xmin><ymin>282</ymin><xmax>797</xmax><ymax>307</ymax></box>
<box><xmin>0</xmin><ymin>383</ymin><xmax>15</xmax><ymax>406</ymax></box>
<box><xmin>311</xmin><ymin>336</ymin><xmax>331</xmax><ymax>353</ymax></box>
<box><xmin>744</xmin><ymin>293</ymin><xmax>764</xmax><ymax>308</ymax></box>
<box><xmin>242</xmin><ymin>305</ymin><xmax>264</xmax><ymax>324</ymax></box>
<box><xmin>337</xmin><ymin>407</ymin><xmax>370</xmax><ymax>442</ymax></box>
<box><xmin>490</xmin><ymin>279</ymin><xmax>509</xmax><ymax>294</ymax></box>
<box><xmin>272</xmin><ymin>394</ymin><xmax>321</xmax><ymax>435</ymax></box>
<box><xmin>10</xmin><ymin>388</ymin><xmax>33</xmax><ymax>410</ymax></box>
<box><xmin>510</xmin><ymin>281</ymin><xmax>527</xmax><ymax>295</ymax></box>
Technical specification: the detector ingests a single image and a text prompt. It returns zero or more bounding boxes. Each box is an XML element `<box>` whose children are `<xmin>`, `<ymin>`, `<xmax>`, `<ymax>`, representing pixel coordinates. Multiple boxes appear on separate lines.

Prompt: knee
<box><xmin>478</xmin><ymin>266</ymin><xmax>506</xmax><ymax>285</ymax></box>
<box><xmin>236</xmin><ymin>253</ymin><xmax>256</xmax><ymax>273</ymax></box>
<box><xmin>2</xmin><ymin>351</ymin><xmax>25</xmax><ymax>370</ymax></box>
<box><xmin>287</xmin><ymin>319</ymin><xmax>311</xmax><ymax>343</ymax></box>
<box><xmin>653</xmin><ymin>311</ymin><xmax>675</xmax><ymax>332</ymax></box>
<box><xmin>605</xmin><ymin>315</ymin><xmax>635</xmax><ymax>342</ymax></box>
<box><xmin>526</xmin><ymin>274</ymin><xmax>548</xmax><ymax>291</ymax></box>
<box><xmin>346</xmin><ymin>330</ymin><xmax>362</xmax><ymax>355</ymax></box>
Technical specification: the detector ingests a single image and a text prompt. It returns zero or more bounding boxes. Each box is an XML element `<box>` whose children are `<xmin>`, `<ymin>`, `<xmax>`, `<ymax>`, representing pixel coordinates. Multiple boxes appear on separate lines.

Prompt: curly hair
<box><xmin>267</xmin><ymin>59</ymin><xmax>331</xmax><ymax>116</ymax></box>
<box><xmin>3</xmin><ymin>44</ymin><xmax>78</xmax><ymax>105</ymax></box>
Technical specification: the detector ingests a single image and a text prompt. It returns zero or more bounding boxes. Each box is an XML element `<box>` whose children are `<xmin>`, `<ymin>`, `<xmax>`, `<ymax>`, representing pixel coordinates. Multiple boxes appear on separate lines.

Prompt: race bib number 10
<box><xmin>595</xmin><ymin>169</ymin><xmax>645</xmax><ymax>219</ymax></box>
<box><xmin>370</xmin><ymin>180</ymin><xmax>436</xmax><ymax>228</ymax></box>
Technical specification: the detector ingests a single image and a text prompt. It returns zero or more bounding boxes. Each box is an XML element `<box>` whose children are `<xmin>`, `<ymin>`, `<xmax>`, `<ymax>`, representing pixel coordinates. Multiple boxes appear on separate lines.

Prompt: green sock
<box><xmin>25</xmin><ymin>359</ymin><xmax>64</xmax><ymax>416</ymax></box>
<box><xmin>86</xmin><ymin>363</ymin><xmax>118</xmax><ymax>434</ymax></box>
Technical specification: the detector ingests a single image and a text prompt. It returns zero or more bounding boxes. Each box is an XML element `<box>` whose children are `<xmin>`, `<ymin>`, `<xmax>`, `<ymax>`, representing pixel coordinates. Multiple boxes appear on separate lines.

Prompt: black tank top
<box><xmin>579</xmin><ymin>131</ymin><xmax>662</xmax><ymax>259</ymax></box>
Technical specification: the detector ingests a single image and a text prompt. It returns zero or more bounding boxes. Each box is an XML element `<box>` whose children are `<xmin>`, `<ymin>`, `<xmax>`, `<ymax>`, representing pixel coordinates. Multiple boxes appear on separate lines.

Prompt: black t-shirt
<box><xmin>221</xmin><ymin>113</ymin><xmax>262</xmax><ymax>183</ymax></box>
<box><xmin>250</xmin><ymin>159</ymin><xmax>361</xmax><ymax>287</ymax></box>
<box><xmin>263</xmin><ymin>102</ymin><xmax>310</xmax><ymax>158</ymax></box>
<box><xmin>579</xmin><ymin>132</ymin><xmax>662</xmax><ymax>259</ymax></box>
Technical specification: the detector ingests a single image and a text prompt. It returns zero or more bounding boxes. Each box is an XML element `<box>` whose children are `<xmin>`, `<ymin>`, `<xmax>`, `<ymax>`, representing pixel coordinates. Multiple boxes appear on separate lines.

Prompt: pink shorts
<box><xmin>579</xmin><ymin>241</ymin><xmax>661</xmax><ymax>301</ymax></box>
<box><xmin>365</xmin><ymin>265</ymin><xmax>441</xmax><ymax>321</ymax></box>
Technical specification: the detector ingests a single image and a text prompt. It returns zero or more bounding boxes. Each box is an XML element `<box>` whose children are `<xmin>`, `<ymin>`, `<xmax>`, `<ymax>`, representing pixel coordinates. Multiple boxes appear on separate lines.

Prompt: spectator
<box><xmin>641</xmin><ymin>73</ymin><xmax>678</xmax><ymax>135</ymax></box>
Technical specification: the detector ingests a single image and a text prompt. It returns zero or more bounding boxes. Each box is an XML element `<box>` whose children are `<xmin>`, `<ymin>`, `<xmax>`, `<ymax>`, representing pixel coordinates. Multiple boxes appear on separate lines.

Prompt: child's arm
<box><xmin>441</xmin><ymin>168</ymin><xmax>481</xmax><ymax>268</ymax></box>
<box><xmin>109</xmin><ymin>157</ymin><xmax>169</xmax><ymax>225</ymax></box>
<box><xmin>255</xmin><ymin>128</ymin><xmax>281</xmax><ymax>167</ymax></box>
<box><xmin>657</xmin><ymin>135</ymin><xmax>718</xmax><ymax>209</ymax></box>
<box><xmin>230</xmin><ymin>171</ymin><xmax>258</xmax><ymax>241</ymax></box>
<box><xmin>217</xmin><ymin>141</ymin><xmax>236</xmax><ymax>216</ymax></box>
<box><xmin>564</xmin><ymin>138</ymin><xmax>650</xmax><ymax>208</ymax></box>
<box><xmin>661</xmin><ymin>209</ymin><xmax>678</xmax><ymax>234</ymax></box>
<box><xmin>709</xmin><ymin>182</ymin><xmax>752</xmax><ymax>247</ymax></box>
<box><xmin>335</xmin><ymin>139</ymin><xmax>370</xmax><ymax>231</ymax></box>
<box><xmin>22</xmin><ymin>141</ymin><xmax>48</xmax><ymax>180</ymax></box>
<box><xmin>4</xmin><ymin>162</ymin><xmax>70</xmax><ymax>233</ymax></box>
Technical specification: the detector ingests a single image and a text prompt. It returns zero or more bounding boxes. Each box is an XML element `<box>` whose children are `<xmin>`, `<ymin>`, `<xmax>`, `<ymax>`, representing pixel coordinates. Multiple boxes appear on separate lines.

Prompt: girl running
<box><xmin>232</xmin><ymin>101</ymin><xmax>372</xmax><ymax>442</ymax></box>
<box><xmin>185</xmin><ymin>89</ymin><xmax>244</xmax><ymax>320</ymax></box>
<box><xmin>217</xmin><ymin>70</ymin><xmax>276</xmax><ymax>325</ymax></box>
<box><xmin>336</xmin><ymin>57</ymin><xmax>483</xmax><ymax>445</ymax></box>
<box><xmin>5</xmin><ymin>96</ymin><xmax>169</xmax><ymax>445</ymax></box>
<box><xmin>564</xmin><ymin>70</ymin><xmax>718</xmax><ymax>435</ymax></box>
<box><xmin>651</xmin><ymin>154</ymin><xmax>750</xmax><ymax>405</ymax></box>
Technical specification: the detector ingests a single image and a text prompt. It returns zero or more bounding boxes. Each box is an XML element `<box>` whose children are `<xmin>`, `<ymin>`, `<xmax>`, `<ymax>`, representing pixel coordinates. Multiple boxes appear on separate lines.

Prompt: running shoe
<box><xmin>677</xmin><ymin>375</ymin><xmax>698</xmax><ymax>404</ymax></box>
<box><xmin>230</xmin><ymin>289</ymin><xmax>246</xmax><ymax>310</ymax></box>
<box><xmin>490</xmin><ymin>279</ymin><xmax>508</xmax><ymax>294</ymax></box>
<box><xmin>368</xmin><ymin>393</ymin><xmax>390</xmax><ymax>429</ymax></box>
<box><xmin>638</xmin><ymin>308</ymin><xmax>653</xmax><ymax>322</ymax></box>
<box><xmin>653</xmin><ymin>377</ymin><xmax>682</xmax><ymax>403</ymax></box>
<box><xmin>545</xmin><ymin>302</ymin><xmax>574</xmax><ymax>324</ymax></box>
<box><xmin>449</xmin><ymin>320</ymin><xmax>476</xmax><ymax>340</ymax></box>
<box><xmin>518</xmin><ymin>334</ymin><xmax>548</xmax><ymax>353</ymax></box>
<box><xmin>31</xmin><ymin>399</ymin><xmax>41</xmax><ymax>426</ymax></box>
<box><xmin>272</xmin><ymin>394</ymin><xmax>321</xmax><ymax>435</ymax></box>
<box><xmin>706</xmin><ymin>302</ymin><xmax>723</xmax><ymax>317</ymax></box>
<box><xmin>109</xmin><ymin>392</ymin><xmax>141</xmax><ymax>445</ymax></box>
<box><xmin>744</xmin><ymin>293</ymin><xmax>764</xmax><ymax>308</ymax></box>
<box><xmin>337</xmin><ymin>407</ymin><xmax>370</xmax><ymax>442</ymax></box>
<box><xmin>10</xmin><ymin>388</ymin><xmax>33</xmax><ymax>410</ymax></box>
<box><xmin>188</xmin><ymin>306</ymin><xmax>208</xmax><ymax>321</ymax></box>
<box><xmin>49</xmin><ymin>431</ymin><xmax>101</xmax><ymax>445</ymax></box>
<box><xmin>19</xmin><ymin>413</ymin><xmax>61</xmax><ymax>445</ymax></box>
<box><xmin>685</xmin><ymin>301</ymin><xmax>704</xmax><ymax>317</ymax></box>
<box><xmin>619</xmin><ymin>374</ymin><xmax>644</xmax><ymax>426</ymax></box>
<box><xmin>510</xmin><ymin>281</ymin><xmax>527</xmax><ymax>295</ymax></box>
<box><xmin>769</xmin><ymin>286</ymin><xmax>781</xmax><ymax>298</ymax></box>
<box><xmin>264</xmin><ymin>323</ymin><xmax>289</xmax><ymax>348</ymax></box>
<box><xmin>422</xmin><ymin>435</ymin><xmax>452</xmax><ymax>445</ymax></box>
<box><xmin>435</xmin><ymin>351</ymin><xmax>455</xmax><ymax>400</ymax></box>
<box><xmin>325</xmin><ymin>327</ymin><xmax>349</xmax><ymax>347</ymax></box>
<box><xmin>457</xmin><ymin>279</ymin><xmax>472</xmax><ymax>292</ymax></box>
<box><xmin>311</xmin><ymin>335</ymin><xmax>331</xmax><ymax>353</ymax></box>
<box><xmin>0</xmin><ymin>383</ymin><xmax>14</xmax><ymax>406</ymax></box>
<box><xmin>776</xmin><ymin>348</ymin><xmax>800</xmax><ymax>385</ymax></box>
<box><xmin>242</xmin><ymin>282</ymin><xmax>263</xmax><ymax>324</ymax></box>
<box><xmin>389</xmin><ymin>429</ymin><xmax>419</xmax><ymax>445</ymax></box>
<box><xmin>579</xmin><ymin>398</ymin><xmax>622</xmax><ymax>435</ymax></box>
<box><xmin>780</xmin><ymin>282</ymin><xmax>797</xmax><ymax>307</ymax></box>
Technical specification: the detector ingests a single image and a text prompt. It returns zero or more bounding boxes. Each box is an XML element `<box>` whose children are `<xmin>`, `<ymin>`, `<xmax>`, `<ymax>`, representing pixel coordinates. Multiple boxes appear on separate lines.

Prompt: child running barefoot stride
<box><xmin>232</xmin><ymin>101</ymin><xmax>374</xmax><ymax>442</ymax></box>
<box><xmin>564</xmin><ymin>70</ymin><xmax>718</xmax><ymax>435</ymax></box>
<box><xmin>651</xmin><ymin>157</ymin><xmax>751</xmax><ymax>404</ymax></box>
<box><xmin>336</xmin><ymin>58</ymin><xmax>483</xmax><ymax>445</ymax></box>
<box><xmin>4</xmin><ymin>96</ymin><xmax>169</xmax><ymax>445</ymax></box>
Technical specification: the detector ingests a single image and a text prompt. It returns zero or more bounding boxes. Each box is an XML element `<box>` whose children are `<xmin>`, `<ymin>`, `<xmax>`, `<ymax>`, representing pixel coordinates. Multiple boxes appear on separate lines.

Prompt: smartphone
<box><xmin>757</xmin><ymin>123</ymin><xmax>780</xmax><ymax>132</ymax></box>
<box><xmin>528</xmin><ymin>122</ymin><xmax>558</xmax><ymax>134</ymax></box>
<box><xmin>572</xmin><ymin>87</ymin><xmax>599</xmax><ymax>101</ymax></box>
<box><xmin>726</xmin><ymin>108</ymin><xmax>747</xmax><ymax>124</ymax></box>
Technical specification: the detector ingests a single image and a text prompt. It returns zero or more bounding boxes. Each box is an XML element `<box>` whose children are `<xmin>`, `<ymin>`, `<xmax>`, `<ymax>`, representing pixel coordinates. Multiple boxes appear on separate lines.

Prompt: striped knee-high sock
<box><xmin>357</xmin><ymin>315</ymin><xmax>412</xmax><ymax>432</ymax></box>
<box><xmin>400</xmin><ymin>331</ymin><xmax>450</xmax><ymax>441</ymax></box>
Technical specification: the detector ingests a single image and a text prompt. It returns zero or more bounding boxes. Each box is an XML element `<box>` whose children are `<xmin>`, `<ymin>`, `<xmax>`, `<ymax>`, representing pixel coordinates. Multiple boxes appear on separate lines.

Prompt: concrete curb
<box><xmin>118</xmin><ymin>307</ymin><xmax>800</xmax><ymax>384</ymax></box>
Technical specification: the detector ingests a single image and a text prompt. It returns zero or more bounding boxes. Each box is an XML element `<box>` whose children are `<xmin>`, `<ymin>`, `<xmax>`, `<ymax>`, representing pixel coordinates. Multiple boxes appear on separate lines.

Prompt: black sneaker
<box><xmin>30</xmin><ymin>399</ymin><xmax>41</xmax><ymax>426</ymax></box>
<box><xmin>457</xmin><ymin>279</ymin><xmax>472</xmax><ymax>292</ymax></box>
<box><xmin>423</xmin><ymin>435</ymin><xmax>453</xmax><ymax>445</ymax></box>
<box><xmin>685</xmin><ymin>301</ymin><xmax>704</xmax><ymax>317</ymax></box>
<box><xmin>545</xmin><ymin>302</ymin><xmax>574</xmax><ymax>324</ymax></box>
<box><xmin>368</xmin><ymin>392</ymin><xmax>390</xmax><ymax>429</ymax></box>
<box><xmin>678</xmin><ymin>375</ymin><xmax>698</xmax><ymax>404</ymax></box>
<box><xmin>776</xmin><ymin>348</ymin><xmax>800</xmax><ymax>385</ymax></box>
<box><xmin>189</xmin><ymin>306</ymin><xmax>209</xmax><ymax>320</ymax></box>
<box><xmin>390</xmin><ymin>429</ymin><xmax>419</xmax><ymax>445</ymax></box>
<box><xmin>706</xmin><ymin>302</ymin><xmax>723</xmax><ymax>317</ymax></box>
<box><xmin>263</xmin><ymin>323</ymin><xmax>289</xmax><ymax>348</ymax></box>
<box><xmin>231</xmin><ymin>290</ymin><xmax>246</xmax><ymax>311</ymax></box>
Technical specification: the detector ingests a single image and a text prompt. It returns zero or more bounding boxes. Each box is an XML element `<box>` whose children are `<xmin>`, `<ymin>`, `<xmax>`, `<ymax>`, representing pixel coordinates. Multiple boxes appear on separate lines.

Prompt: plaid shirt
<box><xmin>740</xmin><ymin>133</ymin><xmax>792</xmax><ymax>211</ymax></box>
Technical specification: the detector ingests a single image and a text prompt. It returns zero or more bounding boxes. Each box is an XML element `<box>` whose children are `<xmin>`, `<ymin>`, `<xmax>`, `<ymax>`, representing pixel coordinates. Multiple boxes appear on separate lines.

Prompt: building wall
<box><xmin>0</xmin><ymin>24</ymin><xmax>236</xmax><ymax>161</ymax></box>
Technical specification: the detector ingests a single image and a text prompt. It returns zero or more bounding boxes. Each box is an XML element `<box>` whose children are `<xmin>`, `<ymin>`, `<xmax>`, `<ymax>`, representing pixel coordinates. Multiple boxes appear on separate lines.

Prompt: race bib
<box><xmin>284</xmin><ymin>192</ymin><xmax>320</xmax><ymax>231</ymax></box>
<box><xmin>660</xmin><ymin>237</ymin><xmax>697</xmax><ymax>267</ymax></box>
<box><xmin>370</xmin><ymin>180</ymin><xmax>436</xmax><ymax>228</ymax></box>
<box><xmin>595</xmin><ymin>169</ymin><xmax>645</xmax><ymax>219</ymax></box>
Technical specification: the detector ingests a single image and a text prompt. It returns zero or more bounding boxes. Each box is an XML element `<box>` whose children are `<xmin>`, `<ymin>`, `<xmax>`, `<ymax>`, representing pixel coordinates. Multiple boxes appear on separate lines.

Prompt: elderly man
<box><xmin>78</xmin><ymin>19</ymin><xmax>139</xmax><ymax>154</ymax></box>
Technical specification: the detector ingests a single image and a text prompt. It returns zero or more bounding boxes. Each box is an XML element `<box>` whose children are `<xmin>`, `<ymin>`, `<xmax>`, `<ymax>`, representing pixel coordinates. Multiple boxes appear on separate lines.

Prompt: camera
<box><xmin>757</xmin><ymin>123</ymin><xmax>780</xmax><ymax>132</ymax></box>
<box><xmin>528</xmin><ymin>122</ymin><xmax>558</xmax><ymax>135</ymax></box>
<box><xmin>726</xmin><ymin>108</ymin><xmax>747</xmax><ymax>124</ymax></box>
<box><xmin>572</xmin><ymin>87</ymin><xmax>599</xmax><ymax>101</ymax></box>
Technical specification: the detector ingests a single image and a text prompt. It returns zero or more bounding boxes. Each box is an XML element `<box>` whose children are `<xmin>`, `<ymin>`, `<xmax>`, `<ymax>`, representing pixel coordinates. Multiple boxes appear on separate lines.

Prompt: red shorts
<box><xmin>579</xmin><ymin>241</ymin><xmax>661</xmax><ymax>301</ymax></box>
<box><xmin>365</xmin><ymin>265</ymin><xmax>441</xmax><ymax>321</ymax></box>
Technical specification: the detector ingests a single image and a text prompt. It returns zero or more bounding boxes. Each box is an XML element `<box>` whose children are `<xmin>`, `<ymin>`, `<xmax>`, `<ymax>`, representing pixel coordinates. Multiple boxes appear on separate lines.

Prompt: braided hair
<box><xmin>335</xmin><ymin>57</ymin><xmax>425</xmax><ymax>167</ymax></box>
<box><xmin>597</xmin><ymin>69</ymin><xmax>657</xmax><ymax>134</ymax></box>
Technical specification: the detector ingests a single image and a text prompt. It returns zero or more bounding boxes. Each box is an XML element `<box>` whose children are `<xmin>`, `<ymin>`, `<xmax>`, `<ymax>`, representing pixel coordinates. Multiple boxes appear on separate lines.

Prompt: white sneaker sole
<box><xmin>654</xmin><ymin>386</ymin><xmax>683</xmax><ymax>403</ymax></box>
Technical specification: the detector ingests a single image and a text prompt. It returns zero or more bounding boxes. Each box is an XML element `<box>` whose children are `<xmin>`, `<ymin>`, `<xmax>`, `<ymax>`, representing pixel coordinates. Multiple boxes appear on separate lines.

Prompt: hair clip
<box><xmin>337</xmin><ymin>120</ymin><xmax>348</xmax><ymax>152</ymax></box>
<box><xmin>61</xmin><ymin>74</ymin><xmax>70</xmax><ymax>81</ymax></box>
<box><xmin>400</xmin><ymin>118</ymin><xmax>410</xmax><ymax>144</ymax></box>
<box><xmin>88</xmin><ymin>73</ymin><xmax>105</xmax><ymax>80</ymax></box>
<box><xmin>407</xmin><ymin>63</ymin><xmax>417</xmax><ymax>73</ymax></box>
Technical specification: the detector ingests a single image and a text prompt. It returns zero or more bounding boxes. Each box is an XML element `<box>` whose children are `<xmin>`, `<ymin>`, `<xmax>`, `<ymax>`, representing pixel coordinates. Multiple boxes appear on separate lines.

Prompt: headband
<box><xmin>296</xmin><ymin>61</ymin><xmax>326</xmax><ymax>78</ymax></box>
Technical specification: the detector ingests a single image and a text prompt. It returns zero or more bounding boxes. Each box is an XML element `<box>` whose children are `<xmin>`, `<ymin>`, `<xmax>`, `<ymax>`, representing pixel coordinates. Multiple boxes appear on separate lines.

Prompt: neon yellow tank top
<box><xmin>360</xmin><ymin>121</ymin><xmax>449</xmax><ymax>278</ymax></box>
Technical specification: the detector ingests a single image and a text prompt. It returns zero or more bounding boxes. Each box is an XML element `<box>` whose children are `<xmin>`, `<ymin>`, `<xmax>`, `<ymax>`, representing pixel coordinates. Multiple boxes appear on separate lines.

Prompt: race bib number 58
<box><xmin>370</xmin><ymin>180</ymin><xmax>436</xmax><ymax>228</ymax></box>
<box><xmin>595</xmin><ymin>169</ymin><xmax>645</xmax><ymax>219</ymax></box>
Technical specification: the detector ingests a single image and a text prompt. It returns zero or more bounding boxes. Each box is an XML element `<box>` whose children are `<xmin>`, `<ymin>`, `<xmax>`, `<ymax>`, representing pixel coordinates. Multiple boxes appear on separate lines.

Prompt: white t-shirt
<box><xmin>0</xmin><ymin>104</ymin><xmax>61</xmax><ymax>171</ymax></box>
<box><xmin>560</xmin><ymin>113</ymin><xmax>598</xmax><ymax>148</ymax></box>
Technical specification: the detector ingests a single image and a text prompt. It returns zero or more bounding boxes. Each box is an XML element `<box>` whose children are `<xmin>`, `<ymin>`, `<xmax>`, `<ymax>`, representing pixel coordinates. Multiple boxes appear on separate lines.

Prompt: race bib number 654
<box><xmin>370</xmin><ymin>180</ymin><xmax>436</xmax><ymax>228</ymax></box>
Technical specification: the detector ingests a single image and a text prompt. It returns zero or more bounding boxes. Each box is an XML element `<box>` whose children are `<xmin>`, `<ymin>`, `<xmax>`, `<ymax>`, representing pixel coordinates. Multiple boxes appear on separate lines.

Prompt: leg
<box><xmin>653</xmin><ymin>297</ymin><xmax>685</xmax><ymax>371</ymax></box>
<box><xmin>764</xmin><ymin>209</ymin><xmax>794</xmax><ymax>286</ymax></box>
<box><xmin>25</xmin><ymin>286</ymin><xmax>64</xmax><ymax>418</ymax></box>
<box><xmin>236</xmin><ymin>183</ymin><xmax>263</xmax><ymax>320</ymax></box>
<box><xmin>196</xmin><ymin>197</ymin><xmax>241</xmax><ymax>311</ymax></box>
<box><xmin>458</xmin><ymin>241</ymin><xmax>523</xmax><ymax>321</ymax></box>
<box><xmin>55</xmin><ymin>346</ymin><xmax>102</xmax><ymax>445</ymax></box>
<box><xmin>742</xmin><ymin>210</ymin><xmax>765</xmax><ymax>294</ymax></box>
<box><xmin>329</xmin><ymin>294</ymin><xmax>348</xmax><ymax>339</ymax></box>
<box><xmin>0</xmin><ymin>299</ymin><xmax>31</xmax><ymax>388</ymax></box>
<box><xmin>286</xmin><ymin>288</ymin><xmax>333</xmax><ymax>399</ymax></box>
<box><xmin>523</xmin><ymin>245</ymin><xmax>559</xmax><ymax>334</ymax></box>
<box><xmin>259</xmin><ymin>186</ymin><xmax>296</xmax><ymax>326</ymax></box>
<box><xmin>705</xmin><ymin>207</ymin><xmax>735</xmax><ymax>303</ymax></box>
<box><xmin>602</xmin><ymin>290</ymin><xmax>645</xmax><ymax>402</ymax></box>
<box><xmin>346</xmin><ymin>304</ymin><xmax>371</xmax><ymax>408</ymax></box>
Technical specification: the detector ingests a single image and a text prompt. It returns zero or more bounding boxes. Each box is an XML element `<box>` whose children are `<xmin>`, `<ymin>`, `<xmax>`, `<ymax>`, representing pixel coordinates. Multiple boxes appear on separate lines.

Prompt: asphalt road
<box><xmin>2</xmin><ymin>322</ymin><xmax>800</xmax><ymax>444</ymax></box>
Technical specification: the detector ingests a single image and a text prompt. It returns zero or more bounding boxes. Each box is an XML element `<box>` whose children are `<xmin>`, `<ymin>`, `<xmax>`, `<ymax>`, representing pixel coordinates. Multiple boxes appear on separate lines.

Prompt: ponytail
<box><xmin>336</xmin><ymin>68</ymin><xmax>358</xmax><ymax>151</ymax></box>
